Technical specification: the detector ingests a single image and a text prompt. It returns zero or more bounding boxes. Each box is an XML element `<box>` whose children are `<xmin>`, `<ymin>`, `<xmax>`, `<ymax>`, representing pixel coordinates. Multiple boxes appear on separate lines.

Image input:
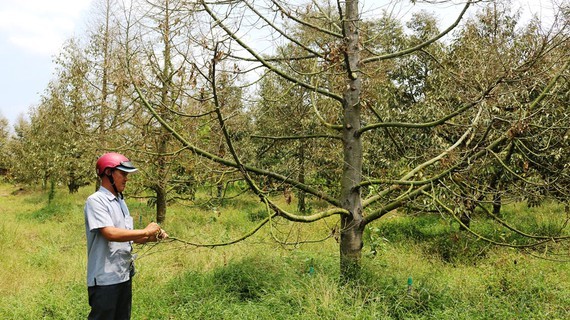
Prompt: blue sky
<box><xmin>0</xmin><ymin>0</ymin><xmax>92</xmax><ymax>127</ymax></box>
<box><xmin>0</xmin><ymin>0</ymin><xmax>557</xmax><ymax>129</ymax></box>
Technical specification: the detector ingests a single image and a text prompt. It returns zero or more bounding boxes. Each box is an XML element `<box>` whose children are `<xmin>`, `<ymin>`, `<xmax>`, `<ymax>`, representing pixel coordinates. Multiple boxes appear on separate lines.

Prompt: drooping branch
<box><xmin>363</xmin><ymin>184</ymin><xmax>433</xmax><ymax>225</ymax></box>
<box><xmin>425</xmin><ymin>190</ymin><xmax>568</xmax><ymax>248</ymax></box>
<box><xmin>243</xmin><ymin>1</ymin><xmax>326</xmax><ymax>59</ymax></box>
<box><xmin>166</xmin><ymin>214</ymin><xmax>275</xmax><ymax>248</ymax></box>
<box><xmin>361</xmin><ymin>58</ymin><xmax>570</xmax><ymax>224</ymax></box>
<box><xmin>133</xmin><ymin>83</ymin><xmax>340</xmax><ymax>206</ymax></box>
<box><xmin>488</xmin><ymin>149</ymin><xmax>550</xmax><ymax>186</ymax></box>
<box><xmin>209</xmin><ymin>43</ymin><xmax>348</xmax><ymax>223</ymax></box>
<box><xmin>362</xmin><ymin>106</ymin><xmax>481</xmax><ymax>207</ymax></box>
<box><xmin>358</xmin><ymin>76</ymin><xmax>502</xmax><ymax>136</ymax></box>
<box><xmin>310</xmin><ymin>75</ymin><xmax>344</xmax><ymax>131</ymax></box>
<box><xmin>127</xmin><ymin>45</ymin><xmax>342</xmax><ymax>207</ymax></box>
<box><xmin>475</xmin><ymin>190</ymin><xmax>570</xmax><ymax>241</ymax></box>
<box><xmin>200</xmin><ymin>0</ymin><xmax>344</xmax><ymax>102</ymax></box>
<box><xmin>270</xmin><ymin>0</ymin><xmax>343</xmax><ymax>38</ymax></box>
<box><xmin>251</xmin><ymin>134</ymin><xmax>341</xmax><ymax>141</ymax></box>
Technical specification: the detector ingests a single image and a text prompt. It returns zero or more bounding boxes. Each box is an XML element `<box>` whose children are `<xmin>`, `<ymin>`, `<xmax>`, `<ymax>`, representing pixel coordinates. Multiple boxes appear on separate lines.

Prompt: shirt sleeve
<box><xmin>85</xmin><ymin>196</ymin><xmax>115</xmax><ymax>231</ymax></box>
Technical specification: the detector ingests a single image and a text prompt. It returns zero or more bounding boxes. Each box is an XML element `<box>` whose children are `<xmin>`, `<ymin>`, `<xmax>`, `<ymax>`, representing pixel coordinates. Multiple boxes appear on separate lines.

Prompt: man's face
<box><xmin>112</xmin><ymin>170</ymin><xmax>129</xmax><ymax>193</ymax></box>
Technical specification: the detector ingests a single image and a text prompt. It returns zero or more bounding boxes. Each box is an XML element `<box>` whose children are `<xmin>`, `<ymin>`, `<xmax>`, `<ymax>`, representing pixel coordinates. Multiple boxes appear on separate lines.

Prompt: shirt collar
<box><xmin>98</xmin><ymin>186</ymin><xmax>118</xmax><ymax>201</ymax></box>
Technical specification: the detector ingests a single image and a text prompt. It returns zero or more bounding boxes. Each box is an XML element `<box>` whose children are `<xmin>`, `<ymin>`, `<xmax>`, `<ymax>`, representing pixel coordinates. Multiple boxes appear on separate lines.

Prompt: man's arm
<box><xmin>99</xmin><ymin>222</ymin><xmax>161</xmax><ymax>242</ymax></box>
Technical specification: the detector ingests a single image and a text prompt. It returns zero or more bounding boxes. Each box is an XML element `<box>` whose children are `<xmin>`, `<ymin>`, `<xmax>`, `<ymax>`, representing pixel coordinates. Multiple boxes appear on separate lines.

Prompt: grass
<box><xmin>0</xmin><ymin>181</ymin><xmax>568</xmax><ymax>319</ymax></box>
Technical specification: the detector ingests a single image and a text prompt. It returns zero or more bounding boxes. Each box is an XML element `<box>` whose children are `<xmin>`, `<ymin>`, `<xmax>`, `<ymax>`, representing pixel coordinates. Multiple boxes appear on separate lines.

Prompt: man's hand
<box><xmin>144</xmin><ymin>222</ymin><xmax>161</xmax><ymax>237</ymax></box>
<box><xmin>156</xmin><ymin>229</ymin><xmax>169</xmax><ymax>240</ymax></box>
<box><xmin>143</xmin><ymin>222</ymin><xmax>168</xmax><ymax>242</ymax></box>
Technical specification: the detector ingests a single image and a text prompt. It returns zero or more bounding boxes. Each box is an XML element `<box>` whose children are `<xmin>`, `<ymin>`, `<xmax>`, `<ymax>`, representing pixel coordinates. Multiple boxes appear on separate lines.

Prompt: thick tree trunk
<box><xmin>339</xmin><ymin>0</ymin><xmax>364</xmax><ymax>282</ymax></box>
<box><xmin>340</xmin><ymin>214</ymin><xmax>364</xmax><ymax>281</ymax></box>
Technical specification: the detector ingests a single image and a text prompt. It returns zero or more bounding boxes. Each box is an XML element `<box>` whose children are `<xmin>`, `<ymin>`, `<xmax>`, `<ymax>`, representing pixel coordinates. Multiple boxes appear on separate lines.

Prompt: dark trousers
<box><xmin>88</xmin><ymin>279</ymin><xmax>132</xmax><ymax>320</ymax></box>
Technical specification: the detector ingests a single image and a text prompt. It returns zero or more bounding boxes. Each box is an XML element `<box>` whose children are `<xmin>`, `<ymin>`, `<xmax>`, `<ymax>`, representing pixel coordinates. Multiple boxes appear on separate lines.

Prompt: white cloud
<box><xmin>0</xmin><ymin>0</ymin><xmax>92</xmax><ymax>56</ymax></box>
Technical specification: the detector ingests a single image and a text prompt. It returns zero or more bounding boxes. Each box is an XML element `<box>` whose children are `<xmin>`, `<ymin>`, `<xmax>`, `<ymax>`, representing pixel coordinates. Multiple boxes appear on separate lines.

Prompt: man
<box><xmin>84</xmin><ymin>152</ymin><xmax>167</xmax><ymax>320</ymax></box>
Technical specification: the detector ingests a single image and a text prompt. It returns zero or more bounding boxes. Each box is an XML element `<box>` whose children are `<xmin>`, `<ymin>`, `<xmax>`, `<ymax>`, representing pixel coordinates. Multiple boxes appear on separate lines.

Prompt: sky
<box><xmin>0</xmin><ymin>0</ymin><xmax>92</xmax><ymax>127</ymax></box>
<box><xmin>0</xmin><ymin>0</ymin><xmax>559</xmax><ymax>129</ymax></box>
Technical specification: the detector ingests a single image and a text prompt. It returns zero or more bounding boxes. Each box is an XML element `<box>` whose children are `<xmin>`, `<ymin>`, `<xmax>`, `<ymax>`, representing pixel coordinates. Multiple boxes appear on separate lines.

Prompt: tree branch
<box><xmin>357</xmin><ymin>75</ymin><xmax>501</xmax><ymax>136</ymax></box>
<box><xmin>251</xmin><ymin>134</ymin><xmax>341</xmax><ymax>141</ymax></box>
<box><xmin>270</xmin><ymin>0</ymin><xmax>343</xmax><ymax>38</ymax></box>
<box><xmin>361</xmin><ymin>0</ymin><xmax>472</xmax><ymax>64</ymax></box>
<box><xmin>200</xmin><ymin>0</ymin><xmax>344</xmax><ymax>102</ymax></box>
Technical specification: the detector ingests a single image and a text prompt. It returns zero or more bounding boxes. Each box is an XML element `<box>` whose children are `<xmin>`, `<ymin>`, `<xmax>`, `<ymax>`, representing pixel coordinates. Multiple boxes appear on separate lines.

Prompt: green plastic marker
<box><xmin>407</xmin><ymin>277</ymin><xmax>413</xmax><ymax>294</ymax></box>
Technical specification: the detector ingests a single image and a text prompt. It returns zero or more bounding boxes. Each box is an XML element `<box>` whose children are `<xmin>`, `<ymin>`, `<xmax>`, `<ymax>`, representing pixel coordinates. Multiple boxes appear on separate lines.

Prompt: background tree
<box><xmin>86</xmin><ymin>0</ymin><xmax>132</xmax><ymax>153</ymax></box>
<box><xmin>53</xmin><ymin>39</ymin><xmax>95</xmax><ymax>193</ymax></box>
<box><xmin>419</xmin><ymin>2</ymin><xmax>570</xmax><ymax>231</ymax></box>
<box><xmin>0</xmin><ymin>114</ymin><xmax>10</xmax><ymax>175</ymax></box>
<box><xmin>122</xmin><ymin>0</ymin><xmax>212</xmax><ymax>222</ymax></box>
<box><xmin>6</xmin><ymin>39</ymin><xmax>94</xmax><ymax>191</ymax></box>
<box><xmin>252</xmin><ymin>41</ymin><xmax>344</xmax><ymax>212</ymax></box>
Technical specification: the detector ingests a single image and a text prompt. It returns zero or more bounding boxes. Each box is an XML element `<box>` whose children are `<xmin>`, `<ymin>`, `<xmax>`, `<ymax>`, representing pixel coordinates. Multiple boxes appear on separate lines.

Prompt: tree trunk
<box><xmin>459</xmin><ymin>198</ymin><xmax>474</xmax><ymax>230</ymax></box>
<box><xmin>297</xmin><ymin>143</ymin><xmax>306</xmax><ymax>212</ymax></box>
<box><xmin>68</xmin><ymin>175</ymin><xmax>80</xmax><ymax>193</ymax></box>
<box><xmin>459</xmin><ymin>212</ymin><xmax>471</xmax><ymax>230</ymax></box>
<box><xmin>492</xmin><ymin>193</ymin><xmax>502</xmax><ymax>216</ymax></box>
<box><xmin>156</xmin><ymin>185</ymin><xmax>167</xmax><ymax>223</ymax></box>
<box><xmin>155</xmin><ymin>0</ymin><xmax>172</xmax><ymax>224</ymax></box>
<box><xmin>154</xmin><ymin>133</ymin><xmax>169</xmax><ymax>224</ymax></box>
<box><xmin>339</xmin><ymin>0</ymin><xmax>364</xmax><ymax>282</ymax></box>
<box><xmin>94</xmin><ymin>0</ymin><xmax>111</xmax><ymax>193</ymax></box>
<box><xmin>217</xmin><ymin>142</ymin><xmax>225</xmax><ymax>201</ymax></box>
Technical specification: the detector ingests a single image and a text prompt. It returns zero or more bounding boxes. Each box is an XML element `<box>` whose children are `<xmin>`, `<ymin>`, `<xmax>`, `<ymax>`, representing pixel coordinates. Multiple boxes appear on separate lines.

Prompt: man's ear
<box><xmin>104</xmin><ymin>168</ymin><xmax>114</xmax><ymax>177</ymax></box>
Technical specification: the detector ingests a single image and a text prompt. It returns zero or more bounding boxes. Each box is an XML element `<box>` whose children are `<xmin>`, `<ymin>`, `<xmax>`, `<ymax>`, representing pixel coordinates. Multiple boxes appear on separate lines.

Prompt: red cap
<box><xmin>96</xmin><ymin>152</ymin><xmax>137</xmax><ymax>176</ymax></box>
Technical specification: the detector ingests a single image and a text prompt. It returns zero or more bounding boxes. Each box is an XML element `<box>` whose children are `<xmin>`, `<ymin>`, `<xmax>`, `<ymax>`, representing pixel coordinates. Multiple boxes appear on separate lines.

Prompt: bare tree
<box><xmin>129</xmin><ymin>0</ymin><xmax>570</xmax><ymax>280</ymax></box>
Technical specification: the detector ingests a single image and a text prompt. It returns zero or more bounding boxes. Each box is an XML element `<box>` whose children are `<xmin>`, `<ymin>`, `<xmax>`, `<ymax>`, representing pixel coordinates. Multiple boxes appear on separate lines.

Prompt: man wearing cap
<box><xmin>84</xmin><ymin>152</ymin><xmax>167</xmax><ymax>320</ymax></box>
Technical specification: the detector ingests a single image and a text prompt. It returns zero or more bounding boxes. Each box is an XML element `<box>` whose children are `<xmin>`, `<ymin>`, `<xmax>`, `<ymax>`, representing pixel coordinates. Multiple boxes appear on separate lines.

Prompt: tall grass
<box><xmin>0</xmin><ymin>182</ymin><xmax>568</xmax><ymax>319</ymax></box>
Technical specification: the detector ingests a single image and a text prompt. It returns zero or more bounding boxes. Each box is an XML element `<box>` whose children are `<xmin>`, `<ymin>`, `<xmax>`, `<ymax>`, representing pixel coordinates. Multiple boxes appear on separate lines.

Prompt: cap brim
<box><xmin>116</xmin><ymin>165</ymin><xmax>138</xmax><ymax>173</ymax></box>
